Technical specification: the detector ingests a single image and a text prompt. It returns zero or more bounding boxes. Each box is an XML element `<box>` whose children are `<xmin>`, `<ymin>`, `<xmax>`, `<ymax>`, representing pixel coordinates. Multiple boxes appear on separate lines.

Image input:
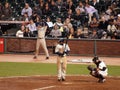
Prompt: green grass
<box><xmin>0</xmin><ymin>62</ymin><xmax>119</xmax><ymax>77</ymax></box>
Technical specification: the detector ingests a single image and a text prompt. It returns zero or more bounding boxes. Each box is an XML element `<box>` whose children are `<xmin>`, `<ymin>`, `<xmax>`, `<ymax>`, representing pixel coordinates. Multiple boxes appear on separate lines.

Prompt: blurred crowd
<box><xmin>0</xmin><ymin>0</ymin><xmax>120</xmax><ymax>39</ymax></box>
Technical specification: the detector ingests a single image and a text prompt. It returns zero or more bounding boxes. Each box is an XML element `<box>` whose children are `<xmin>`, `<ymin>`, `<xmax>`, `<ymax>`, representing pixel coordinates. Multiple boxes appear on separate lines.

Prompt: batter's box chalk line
<box><xmin>33</xmin><ymin>85</ymin><xmax>56</xmax><ymax>90</ymax></box>
<box><xmin>68</xmin><ymin>59</ymin><xmax>92</xmax><ymax>63</ymax></box>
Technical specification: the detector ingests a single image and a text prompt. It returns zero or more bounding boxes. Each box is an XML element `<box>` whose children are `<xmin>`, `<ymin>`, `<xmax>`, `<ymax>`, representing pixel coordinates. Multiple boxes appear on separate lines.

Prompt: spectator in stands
<box><xmin>64</xmin><ymin>9</ymin><xmax>74</xmax><ymax>20</ymax></box>
<box><xmin>1</xmin><ymin>2</ymin><xmax>12</xmax><ymax>20</ymax></box>
<box><xmin>46</xmin><ymin>16</ymin><xmax>54</xmax><ymax>30</ymax></box>
<box><xmin>38</xmin><ymin>0</ymin><xmax>45</xmax><ymax>12</ymax></box>
<box><xmin>21</xmin><ymin>3</ymin><xmax>32</xmax><ymax>17</ymax></box>
<box><xmin>50</xmin><ymin>0</ymin><xmax>58</xmax><ymax>13</ymax></box>
<box><xmin>50</xmin><ymin>24</ymin><xmax>62</xmax><ymax>38</ymax></box>
<box><xmin>26</xmin><ymin>18</ymin><xmax>37</xmax><ymax>37</ymax></box>
<box><xmin>72</xmin><ymin>8</ymin><xmax>83</xmax><ymax>28</ymax></box>
<box><xmin>42</xmin><ymin>2</ymin><xmax>52</xmax><ymax>18</ymax></box>
<box><xmin>83</xmin><ymin>0</ymin><xmax>90</xmax><ymax>4</ymax></box>
<box><xmin>76</xmin><ymin>1</ymin><xmax>86</xmax><ymax>14</ymax></box>
<box><xmin>63</xmin><ymin>0</ymin><xmax>72</xmax><ymax>10</ymax></box>
<box><xmin>21</xmin><ymin>12</ymin><xmax>30</xmax><ymax>23</ymax></box>
<box><xmin>111</xmin><ymin>31</ymin><xmax>120</xmax><ymax>39</ymax></box>
<box><xmin>101</xmin><ymin>31</ymin><xmax>110</xmax><ymax>40</ymax></box>
<box><xmin>63</xmin><ymin>18</ymin><xmax>73</xmax><ymax>30</ymax></box>
<box><xmin>33</xmin><ymin>6</ymin><xmax>42</xmax><ymax>17</ymax></box>
<box><xmin>91</xmin><ymin>0</ymin><xmax>100</xmax><ymax>13</ymax></box>
<box><xmin>89</xmin><ymin>17</ymin><xmax>99</xmax><ymax>31</ymax></box>
<box><xmin>85</xmin><ymin>2</ymin><xmax>99</xmax><ymax>23</ymax></box>
<box><xmin>31</xmin><ymin>12</ymin><xmax>39</xmax><ymax>23</ymax></box>
<box><xmin>66</xmin><ymin>1</ymin><xmax>75</xmax><ymax>12</ymax></box>
<box><xmin>35</xmin><ymin>15</ymin><xmax>41</xmax><ymax>27</ymax></box>
<box><xmin>62</xmin><ymin>18</ymin><xmax>73</xmax><ymax>37</ymax></box>
<box><xmin>16</xmin><ymin>25</ymin><xmax>25</xmax><ymax>37</ymax></box>
<box><xmin>45</xmin><ymin>16</ymin><xmax>54</xmax><ymax>37</ymax></box>
<box><xmin>115</xmin><ymin>14</ymin><xmax>120</xmax><ymax>31</ymax></box>
<box><xmin>24</xmin><ymin>27</ymin><xmax>32</xmax><ymax>37</ymax></box>
<box><xmin>107</xmin><ymin>19</ymin><xmax>117</xmax><ymax>36</ymax></box>
<box><xmin>105</xmin><ymin>6</ymin><xmax>114</xmax><ymax>16</ymax></box>
<box><xmin>0</xmin><ymin>0</ymin><xmax>119</xmax><ymax>40</ymax></box>
<box><xmin>56</xmin><ymin>0</ymin><xmax>64</xmax><ymax>8</ymax></box>
<box><xmin>98</xmin><ymin>16</ymin><xmax>109</xmax><ymax>32</ymax></box>
<box><xmin>54</xmin><ymin>18</ymin><xmax>63</xmax><ymax>27</ymax></box>
<box><xmin>88</xmin><ymin>29</ymin><xmax>98</xmax><ymax>39</ymax></box>
<box><xmin>68</xmin><ymin>27</ymin><xmax>75</xmax><ymax>39</ymax></box>
<box><xmin>56</xmin><ymin>0</ymin><xmax>64</xmax><ymax>13</ymax></box>
<box><xmin>83</xmin><ymin>27</ymin><xmax>89</xmax><ymax>38</ymax></box>
<box><xmin>115</xmin><ymin>30</ymin><xmax>120</xmax><ymax>39</ymax></box>
<box><xmin>74</xmin><ymin>27</ymin><xmax>84</xmax><ymax>39</ymax></box>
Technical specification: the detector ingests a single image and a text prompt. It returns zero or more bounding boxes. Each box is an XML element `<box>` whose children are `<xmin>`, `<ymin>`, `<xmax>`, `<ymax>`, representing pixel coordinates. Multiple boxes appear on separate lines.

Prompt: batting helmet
<box><xmin>58</xmin><ymin>38</ymin><xmax>64</xmax><ymax>43</ymax></box>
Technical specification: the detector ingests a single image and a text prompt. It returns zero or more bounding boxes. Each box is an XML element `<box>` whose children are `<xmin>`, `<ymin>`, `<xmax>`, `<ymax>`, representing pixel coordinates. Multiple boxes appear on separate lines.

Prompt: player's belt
<box><xmin>58</xmin><ymin>54</ymin><xmax>66</xmax><ymax>57</ymax></box>
<box><xmin>38</xmin><ymin>37</ymin><xmax>44</xmax><ymax>39</ymax></box>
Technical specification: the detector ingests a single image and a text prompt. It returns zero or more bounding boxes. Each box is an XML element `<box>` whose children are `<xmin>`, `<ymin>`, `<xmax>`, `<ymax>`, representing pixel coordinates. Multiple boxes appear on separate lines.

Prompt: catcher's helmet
<box><xmin>92</xmin><ymin>56</ymin><xmax>99</xmax><ymax>62</ymax></box>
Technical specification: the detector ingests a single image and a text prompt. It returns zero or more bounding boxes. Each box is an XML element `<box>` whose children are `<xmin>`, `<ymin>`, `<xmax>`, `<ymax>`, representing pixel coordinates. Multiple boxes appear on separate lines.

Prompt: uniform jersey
<box><xmin>55</xmin><ymin>43</ymin><xmax>70</xmax><ymax>57</ymax></box>
<box><xmin>97</xmin><ymin>61</ymin><xmax>108</xmax><ymax>76</ymax></box>
<box><xmin>38</xmin><ymin>26</ymin><xmax>47</xmax><ymax>38</ymax></box>
<box><xmin>16</xmin><ymin>30</ymin><xmax>24</xmax><ymax>37</ymax></box>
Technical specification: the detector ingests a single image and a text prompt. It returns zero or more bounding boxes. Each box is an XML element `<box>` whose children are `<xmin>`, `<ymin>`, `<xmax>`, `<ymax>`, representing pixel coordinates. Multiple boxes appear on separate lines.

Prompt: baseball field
<box><xmin>0</xmin><ymin>54</ymin><xmax>120</xmax><ymax>90</ymax></box>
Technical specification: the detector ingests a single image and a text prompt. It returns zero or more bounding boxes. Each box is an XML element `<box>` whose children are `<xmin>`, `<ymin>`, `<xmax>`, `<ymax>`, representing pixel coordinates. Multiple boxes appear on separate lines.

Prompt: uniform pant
<box><xmin>57</xmin><ymin>56</ymin><xmax>67</xmax><ymax>79</ymax></box>
<box><xmin>35</xmin><ymin>38</ymin><xmax>49</xmax><ymax>57</ymax></box>
<box><xmin>91</xmin><ymin>69</ymin><xmax>108</xmax><ymax>80</ymax></box>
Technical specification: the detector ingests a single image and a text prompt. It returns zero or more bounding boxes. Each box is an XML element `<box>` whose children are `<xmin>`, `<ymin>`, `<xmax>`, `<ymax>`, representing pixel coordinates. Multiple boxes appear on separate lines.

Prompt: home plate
<box><xmin>62</xmin><ymin>82</ymin><xmax>73</xmax><ymax>84</ymax></box>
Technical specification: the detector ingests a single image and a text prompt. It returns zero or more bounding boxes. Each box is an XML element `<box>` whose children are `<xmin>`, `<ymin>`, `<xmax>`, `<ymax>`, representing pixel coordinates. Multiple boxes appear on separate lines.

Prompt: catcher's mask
<box><xmin>92</xmin><ymin>56</ymin><xmax>99</xmax><ymax>62</ymax></box>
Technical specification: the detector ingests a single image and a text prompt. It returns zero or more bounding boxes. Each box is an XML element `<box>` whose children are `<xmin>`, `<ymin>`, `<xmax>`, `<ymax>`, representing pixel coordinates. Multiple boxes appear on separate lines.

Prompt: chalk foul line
<box><xmin>33</xmin><ymin>85</ymin><xmax>56</xmax><ymax>90</ymax></box>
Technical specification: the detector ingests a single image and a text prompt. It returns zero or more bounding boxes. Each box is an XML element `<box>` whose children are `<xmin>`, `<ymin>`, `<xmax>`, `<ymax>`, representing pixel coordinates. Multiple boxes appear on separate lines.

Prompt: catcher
<box><xmin>87</xmin><ymin>56</ymin><xmax>108</xmax><ymax>83</ymax></box>
<box><xmin>55</xmin><ymin>38</ymin><xmax>70</xmax><ymax>81</ymax></box>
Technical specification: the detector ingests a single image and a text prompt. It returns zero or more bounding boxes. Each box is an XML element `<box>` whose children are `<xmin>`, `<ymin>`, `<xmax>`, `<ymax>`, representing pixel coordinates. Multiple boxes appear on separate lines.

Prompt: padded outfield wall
<box><xmin>0</xmin><ymin>37</ymin><xmax>120</xmax><ymax>56</ymax></box>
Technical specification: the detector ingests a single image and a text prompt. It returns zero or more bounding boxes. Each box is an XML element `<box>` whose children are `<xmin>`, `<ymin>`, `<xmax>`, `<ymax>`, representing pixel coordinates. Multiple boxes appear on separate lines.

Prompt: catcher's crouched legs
<box><xmin>90</xmin><ymin>71</ymin><xmax>106</xmax><ymax>83</ymax></box>
<box><xmin>87</xmin><ymin>66</ymin><xmax>106</xmax><ymax>83</ymax></box>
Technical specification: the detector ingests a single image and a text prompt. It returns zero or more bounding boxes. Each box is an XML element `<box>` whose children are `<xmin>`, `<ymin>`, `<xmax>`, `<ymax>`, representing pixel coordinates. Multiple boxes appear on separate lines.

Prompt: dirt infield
<box><xmin>0</xmin><ymin>54</ymin><xmax>120</xmax><ymax>90</ymax></box>
<box><xmin>0</xmin><ymin>76</ymin><xmax>120</xmax><ymax>90</ymax></box>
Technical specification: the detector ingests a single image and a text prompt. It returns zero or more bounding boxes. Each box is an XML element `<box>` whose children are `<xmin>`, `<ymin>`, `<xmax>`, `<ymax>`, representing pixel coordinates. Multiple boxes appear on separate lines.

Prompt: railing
<box><xmin>0</xmin><ymin>21</ymin><xmax>25</xmax><ymax>24</ymax></box>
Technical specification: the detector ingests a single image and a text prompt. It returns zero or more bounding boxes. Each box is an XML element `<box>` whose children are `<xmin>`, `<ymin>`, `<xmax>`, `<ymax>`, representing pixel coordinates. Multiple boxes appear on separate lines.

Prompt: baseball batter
<box><xmin>55</xmin><ymin>38</ymin><xmax>70</xmax><ymax>81</ymax></box>
<box><xmin>33</xmin><ymin>22</ymin><xmax>49</xmax><ymax>60</ymax></box>
<box><xmin>87</xmin><ymin>56</ymin><xmax>108</xmax><ymax>83</ymax></box>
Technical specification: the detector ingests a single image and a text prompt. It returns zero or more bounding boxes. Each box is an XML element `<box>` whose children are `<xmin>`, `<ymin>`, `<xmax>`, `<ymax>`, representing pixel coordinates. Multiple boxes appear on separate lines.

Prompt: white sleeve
<box><xmin>16</xmin><ymin>31</ymin><xmax>19</xmax><ymax>37</ymax></box>
<box><xmin>107</xmin><ymin>25</ymin><xmax>111</xmax><ymax>31</ymax></box>
<box><xmin>99</xmin><ymin>61</ymin><xmax>106</xmax><ymax>69</ymax></box>
<box><xmin>55</xmin><ymin>45</ymin><xmax>60</xmax><ymax>53</ymax></box>
<box><xmin>64</xmin><ymin>44</ymin><xmax>70</xmax><ymax>52</ymax></box>
<box><xmin>34</xmin><ymin>23</ymin><xmax>37</xmax><ymax>31</ymax></box>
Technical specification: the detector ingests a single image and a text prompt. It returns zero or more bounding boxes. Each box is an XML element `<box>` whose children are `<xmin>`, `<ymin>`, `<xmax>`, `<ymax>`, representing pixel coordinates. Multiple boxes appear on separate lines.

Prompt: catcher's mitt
<box><xmin>87</xmin><ymin>65</ymin><xmax>95</xmax><ymax>71</ymax></box>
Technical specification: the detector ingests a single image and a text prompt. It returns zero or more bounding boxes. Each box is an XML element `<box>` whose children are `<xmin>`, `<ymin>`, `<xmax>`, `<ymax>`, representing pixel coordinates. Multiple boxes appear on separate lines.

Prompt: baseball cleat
<box><xmin>33</xmin><ymin>56</ymin><xmax>37</xmax><ymax>59</ymax></box>
<box><xmin>46</xmin><ymin>57</ymin><xmax>49</xmax><ymax>60</ymax></box>
<box><xmin>98</xmin><ymin>79</ymin><xmax>106</xmax><ymax>83</ymax></box>
<box><xmin>101</xmin><ymin>79</ymin><xmax>106</xmax><ymax>83</ymax></box>
<box><xmin>62</xmin><ymin>78</ymin><xmax>65</xmax><ymax>81</ymax></box>
<box><xmin>62</xmin><ymin>77</ymin><xmax>65</xmax><ymax>81</ymax></box>
<box><xmin>58</xmin><ymin>78</ymin><xmax>61</xmax><ymax>81</ymax></box>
